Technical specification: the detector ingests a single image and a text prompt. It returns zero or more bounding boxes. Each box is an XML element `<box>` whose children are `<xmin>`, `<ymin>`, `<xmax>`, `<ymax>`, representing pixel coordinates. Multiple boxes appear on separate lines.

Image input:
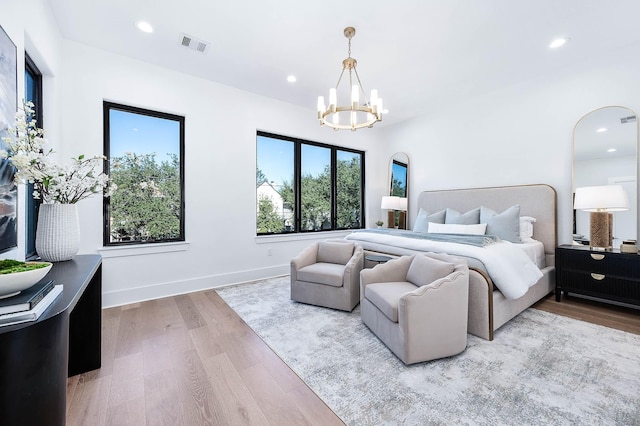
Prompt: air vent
<box><xmin>620</xmin><ymin>115</ymin><xmax>637</xmax><ymax>124</ymax></box>
<box><xmin>179</xmin><ymin>33</ymin><xmax>209</xmax><ymax>53</ymax></box>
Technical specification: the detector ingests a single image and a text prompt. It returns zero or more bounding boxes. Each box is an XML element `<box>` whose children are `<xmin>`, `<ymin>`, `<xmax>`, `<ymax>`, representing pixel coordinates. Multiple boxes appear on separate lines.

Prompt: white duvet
<box><xmin>345</xmin><ymin>231</ymin><xmax>543</xmax><ymax>300</ymax></box>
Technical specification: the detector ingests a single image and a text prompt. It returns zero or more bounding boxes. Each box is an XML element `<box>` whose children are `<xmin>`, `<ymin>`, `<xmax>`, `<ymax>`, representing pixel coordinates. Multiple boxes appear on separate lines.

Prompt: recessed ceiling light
<box><xmin>596</xmin><ymin>127</ymin><xmax>607</xmax><ymax>133</ymax></box>
<box><xmin>382</xmin><ymin>109</ymin><xmax>389</xmax><ymax>114</ymax></box>
<box><xmin>608</xmin><ymin>148</ymin><xmax>617</xmax><ymax>153</ymax></box>
<box><xmin>137</xmin><ymin>21</ymin><xmax>154</xmax><ymax>33</ymax></box>
<box><xmin>287</xmin><ymin>75</ymin><xmax>297</xmax><ymax>83</ymax></box>
<box><xmin>549</xmin><ymin>37</ymin><xmax>569</xmax><ymax>49</ymax></box>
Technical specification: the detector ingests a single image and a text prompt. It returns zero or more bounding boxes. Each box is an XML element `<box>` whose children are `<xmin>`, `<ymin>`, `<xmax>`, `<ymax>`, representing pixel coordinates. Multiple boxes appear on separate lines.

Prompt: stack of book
<box><xmin>0</xmin><ymin>280</ymin><xmax>63</xmax><ymax>327</ymax></box>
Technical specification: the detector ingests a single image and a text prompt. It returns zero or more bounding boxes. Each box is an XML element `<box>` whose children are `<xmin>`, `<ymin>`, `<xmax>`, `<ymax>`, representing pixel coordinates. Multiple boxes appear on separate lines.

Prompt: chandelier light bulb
<box><xmin>329</xmin><ymin>88</ymin><xmax>337</xmax><ymax>108</ymax></box>
<box><xmin>351</xmin><ymin>85</ymin><xmax>359</xmax><ymax>106</ymax></box>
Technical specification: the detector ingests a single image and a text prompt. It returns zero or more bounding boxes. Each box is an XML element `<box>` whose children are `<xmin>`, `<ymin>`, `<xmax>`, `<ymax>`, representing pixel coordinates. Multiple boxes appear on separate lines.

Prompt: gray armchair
<box><xmin>290</xmin><ymin>240</ymin><xmax>364</xmax><ymax>311</ymax></box>
<box><xmin>360</xmin><ymin>253</ymin><xmax>469</xmax><ymax>364</ymax></box>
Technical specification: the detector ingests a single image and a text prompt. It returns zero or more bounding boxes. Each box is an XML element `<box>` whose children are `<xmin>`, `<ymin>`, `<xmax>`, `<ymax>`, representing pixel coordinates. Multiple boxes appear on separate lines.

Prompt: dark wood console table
<box><xmin>0</xmin><ymin>254</ymin><xmax>102</xmax><ymax>426</ymax></box>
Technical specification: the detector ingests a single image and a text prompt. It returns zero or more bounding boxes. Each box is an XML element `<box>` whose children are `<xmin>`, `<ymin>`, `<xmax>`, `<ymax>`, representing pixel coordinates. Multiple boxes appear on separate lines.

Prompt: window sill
<box><xmin>98</xmin><ymin>241</ymin><xmax>190</xmax><ymax>258</ymax></box>
<box><xmin>255</xmin><ymin>230</ymin><xmax>352</xmax><ymax>244</ymax></box>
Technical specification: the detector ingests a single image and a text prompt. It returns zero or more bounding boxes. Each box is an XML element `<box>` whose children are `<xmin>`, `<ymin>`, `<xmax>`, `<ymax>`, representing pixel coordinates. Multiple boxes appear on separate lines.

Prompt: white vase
<box><xmin>35</xmin><ymin>204</ymin><xmax>80</xmax><ymax>262</ymax></box>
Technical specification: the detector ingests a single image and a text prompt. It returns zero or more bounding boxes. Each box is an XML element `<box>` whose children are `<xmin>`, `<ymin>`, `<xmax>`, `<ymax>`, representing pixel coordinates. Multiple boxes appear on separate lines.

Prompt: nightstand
<box><xmin>555</xmin><ymin>244</ymin><xmax>640</xmax><ymax>306</ymax></box>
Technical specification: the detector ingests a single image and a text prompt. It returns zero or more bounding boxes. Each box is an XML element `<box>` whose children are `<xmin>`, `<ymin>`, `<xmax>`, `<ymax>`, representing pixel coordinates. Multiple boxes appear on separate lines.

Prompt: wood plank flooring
<box><xmin>66</xmin><ymin>290</ymin><xmax>345</xmax><ymax>426</ymax></box>
<box><xmin>67</xmin><ymin>287</ymin><xmax>640</xmax><ymax>425</ymax></box>
<box><xmin>533</xmin><ymin>292</ymin><xmax>640</xmax><ymax>335</ymax></box>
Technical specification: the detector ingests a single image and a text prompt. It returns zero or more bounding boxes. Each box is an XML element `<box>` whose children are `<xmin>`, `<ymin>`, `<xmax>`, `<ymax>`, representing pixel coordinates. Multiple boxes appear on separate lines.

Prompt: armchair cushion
<box><xmin>317</xmin><ymin>241</ymin><xmax>354</xmax><ymax>265</ymax></box>
<box><xmin>297</xmin><ymin>263</ymin><xmax>346</xmax><ymax>287</ymax></box>
<box><xmin>365</xmin><ymin>281</ymin><xmax>417</xmax><ymax>322</ymax></box>
<box><xmin>406</xmin><ymin>255</ymin><xmax>455</xmax><ymax>287</ymax></box>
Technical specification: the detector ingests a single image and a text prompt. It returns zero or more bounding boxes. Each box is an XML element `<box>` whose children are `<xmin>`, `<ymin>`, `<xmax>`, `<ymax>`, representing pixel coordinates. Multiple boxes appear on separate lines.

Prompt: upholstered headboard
<box><xmin>417</xmin><ymin>184</ymin><xmax>557</xmax><ymax>266</ymax></box>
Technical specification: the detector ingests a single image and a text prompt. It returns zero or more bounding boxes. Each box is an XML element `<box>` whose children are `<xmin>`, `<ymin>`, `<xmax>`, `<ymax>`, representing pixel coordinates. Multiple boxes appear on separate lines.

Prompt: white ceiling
<box><xmin>45</xmin><ymin>0</ymin><xmax>640</xmax><ymax>127</ymax></box>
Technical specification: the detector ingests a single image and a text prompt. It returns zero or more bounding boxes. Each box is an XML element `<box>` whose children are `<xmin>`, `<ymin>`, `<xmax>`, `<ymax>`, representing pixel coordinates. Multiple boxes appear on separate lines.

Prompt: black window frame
<box><xmin>256</xmin><ymin>130</ymin><xmax>365</xmax><ymax>235</ymax></box>
<box><xmin>24</xmin><ymin>52</ymin><xmax>42</xmax><ymax>260</ymax></box>
<box><xmin>102</xmin><ymin>101</ymin><xmax>186</xmax><ymax>246</ymax></box>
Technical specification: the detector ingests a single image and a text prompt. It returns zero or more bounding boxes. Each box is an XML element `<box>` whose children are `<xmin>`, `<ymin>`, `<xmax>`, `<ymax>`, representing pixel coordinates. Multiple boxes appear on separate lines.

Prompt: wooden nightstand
<box><xmin>556</xmin><ymin>244</ymin><xmax>640</xmax><ymax>306</ymax></box>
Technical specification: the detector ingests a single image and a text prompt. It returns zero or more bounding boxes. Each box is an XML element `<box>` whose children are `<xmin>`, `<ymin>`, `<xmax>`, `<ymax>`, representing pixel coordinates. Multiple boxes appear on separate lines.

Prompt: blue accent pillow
<box><xmin>480</xmin><ymin>205</ymin><xmax>522</xmax><ymax>243</ymax></box>
<box><xmin>445</xmin><ymin>208</ymin><xmax>480</xmax><ymax>224</ymax></box>
<box><xmin>413</xmin><ymin>208</ymin><xmax>445</xmax><ymax>233</ymax></box>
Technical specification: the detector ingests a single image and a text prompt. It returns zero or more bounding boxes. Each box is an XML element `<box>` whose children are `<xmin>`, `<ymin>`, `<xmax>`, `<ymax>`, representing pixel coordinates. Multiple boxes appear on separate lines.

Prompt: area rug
<box><xmin>216</xmin><ymin>277</ymin><xmax>640</xmax><ymax>426</ymax></box>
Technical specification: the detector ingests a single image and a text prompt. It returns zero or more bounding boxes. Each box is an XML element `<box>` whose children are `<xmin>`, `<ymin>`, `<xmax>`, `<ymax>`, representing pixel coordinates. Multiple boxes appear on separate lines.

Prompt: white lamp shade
<box><xmin>574</xmin><ymin>185</ymin><xmax>630</xmax><ymax>212</ymax></box>
<box><xmin>381</xmin><ymin>196</ymin><xmax>398</xmax><ymax>210</ymax></box>
<box><xmin>381</xmin><ymin>196</ymin><xmax>407</xmax><ymax>211</ymax></box>
<box><xmin>397</xmin><ymin>197</ymin><xmax>408</xmax><ymax>211</ymax></box>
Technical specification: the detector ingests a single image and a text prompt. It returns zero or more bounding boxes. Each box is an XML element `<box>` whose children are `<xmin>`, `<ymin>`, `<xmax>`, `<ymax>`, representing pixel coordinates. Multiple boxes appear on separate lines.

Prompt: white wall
<box><xmin>380</xmin><ymin>42</ymin><xmax>640</xmax><ymax>246</ymax></box>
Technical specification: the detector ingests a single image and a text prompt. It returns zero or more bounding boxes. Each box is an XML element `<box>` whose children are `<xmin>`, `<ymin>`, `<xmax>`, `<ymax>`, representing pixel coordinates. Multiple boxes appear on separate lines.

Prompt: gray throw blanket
<box><xmin>353</xmin><ymin>228</ymin><xmax>499</xmax><ymax>247</ymax></box>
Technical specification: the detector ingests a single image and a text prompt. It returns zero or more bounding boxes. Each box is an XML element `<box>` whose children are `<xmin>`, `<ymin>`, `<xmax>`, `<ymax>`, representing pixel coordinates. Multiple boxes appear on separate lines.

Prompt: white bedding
<box><xmin>515</xmin><ymin>238</ymin><xmax>546</xmax><ymax>269</ymax></box>
<box><xmin>345</xmin><ymin>231</ymin><xmax>543</xmax><ymax>300</ymax></box>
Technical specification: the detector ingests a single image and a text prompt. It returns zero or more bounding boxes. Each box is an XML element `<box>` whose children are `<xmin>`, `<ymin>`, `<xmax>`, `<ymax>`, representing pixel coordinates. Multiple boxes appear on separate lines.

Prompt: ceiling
<box><xmin>45</xmin><ymin>0</ymin><xmax>640</xmax><ymax>127</ymax></box>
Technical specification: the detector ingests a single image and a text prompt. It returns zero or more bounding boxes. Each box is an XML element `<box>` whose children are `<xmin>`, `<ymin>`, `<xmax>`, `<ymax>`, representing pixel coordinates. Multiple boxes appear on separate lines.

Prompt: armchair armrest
<box><xmin>290</xmin><ymin>243</ymin><xmax>319</xmax><ymax>281</ymax></box>
<box><xmin>398</xmin><ymin>265</ymin><xmax>470</xmax><ymax>326</ymax></box>
<box><xmin>343</xmin><ymin>245</ymin><xmax>364</xmax><ymax>292</ymax></box>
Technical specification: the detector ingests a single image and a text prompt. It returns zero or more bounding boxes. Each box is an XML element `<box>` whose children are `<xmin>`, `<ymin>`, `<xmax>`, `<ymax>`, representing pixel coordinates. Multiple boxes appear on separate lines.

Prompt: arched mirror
<box><xmin>389</xmin><ymin>152</ymin><xmax>409</xmax><ymax>228</ymax></box>
<box><xmin>573</xmin><ymin>106</ymin><xmax>638</xmax><ymax>248</ymax></box>
<box><xmin>389</xmin><ymin>152</ymin><xmax>409</xmax><ymax>197</ymax></box>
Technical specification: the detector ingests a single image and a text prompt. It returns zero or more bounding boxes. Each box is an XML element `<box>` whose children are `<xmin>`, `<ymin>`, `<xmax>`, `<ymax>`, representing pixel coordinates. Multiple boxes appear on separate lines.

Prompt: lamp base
<box><xmin>590</xmin><ymin>211</ymin><xmax>612</xmax><ymax>250</ymax></box>
<box><xmin>387</xmin><ymin>210</ymin><xmax>395</xmax><ymax>228</ymax></box>
<box><xmin>398</xmin><ymin>211</ymin><xmax>407</xmax><ymax>230</ymax></box>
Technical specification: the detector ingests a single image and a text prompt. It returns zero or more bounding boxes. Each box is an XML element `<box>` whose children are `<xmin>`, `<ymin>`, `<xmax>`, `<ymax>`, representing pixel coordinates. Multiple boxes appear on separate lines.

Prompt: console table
<box><xmin>556</xmin><ymin>245</ymin><xmax>640</xmax><ymax>306</ymax></box>
<box><xmin>0</xmin><ymin>254</ymin><xmax>102</xmax><ymax>426</ymax></box>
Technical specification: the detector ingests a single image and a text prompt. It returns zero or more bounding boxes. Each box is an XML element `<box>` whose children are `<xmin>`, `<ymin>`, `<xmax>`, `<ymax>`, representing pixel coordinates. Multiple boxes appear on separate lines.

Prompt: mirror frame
<box><xmin>572</xmin><ymin>105</ymin><xmax>639</xmax><ymax>246</ymax></box>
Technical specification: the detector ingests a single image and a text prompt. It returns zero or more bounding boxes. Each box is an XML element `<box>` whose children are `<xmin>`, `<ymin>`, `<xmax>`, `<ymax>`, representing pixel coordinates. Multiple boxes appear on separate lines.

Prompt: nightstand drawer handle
<box><xmin>590</xmin><ymin>273</ymin><xmax>605</xmax><ymax>281</ymax></box>
<box><xmin>590</xmin><ymin>254</ymin><xmax>605</xmax><ymax>261</ymax></box>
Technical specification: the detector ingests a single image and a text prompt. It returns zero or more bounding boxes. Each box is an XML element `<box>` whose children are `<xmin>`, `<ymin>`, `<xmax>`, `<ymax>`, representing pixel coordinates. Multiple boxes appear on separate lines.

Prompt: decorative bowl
<box><xmin>0</xmin><ymin>262</ymin><xmax>53</xmax><ymax>299</ymax></box>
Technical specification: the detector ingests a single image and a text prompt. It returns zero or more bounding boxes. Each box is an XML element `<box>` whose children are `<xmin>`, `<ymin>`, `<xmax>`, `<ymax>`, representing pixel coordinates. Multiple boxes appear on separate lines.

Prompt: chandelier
<box><xmin>317</xmin><ymin>27</ymin><xmax>383</xmax><ymax>131</ymax></box>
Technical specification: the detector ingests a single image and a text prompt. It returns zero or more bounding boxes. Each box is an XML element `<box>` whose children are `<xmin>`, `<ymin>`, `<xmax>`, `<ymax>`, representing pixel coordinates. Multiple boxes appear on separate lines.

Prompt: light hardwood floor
<box><xmin>533</xmin><ymin>292</ymin><xmax>640</xmax><ymax>335</ymax></box>
<box><xmin>67</xmin><ymin>288</ymin><xmax>640</xmax><ymax>425</ymax></box>
<box><xmin>66</xmin><ymin>290</ymin><xmax>345</xmax><ymax>426</ymax></box>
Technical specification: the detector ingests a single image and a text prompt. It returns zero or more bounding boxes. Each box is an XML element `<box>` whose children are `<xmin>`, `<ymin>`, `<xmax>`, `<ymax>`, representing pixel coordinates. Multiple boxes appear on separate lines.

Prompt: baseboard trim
<box><xmin>102</xmin><ymin>264</ymin><xmax>289</xmax><ymax>308</ymax></box>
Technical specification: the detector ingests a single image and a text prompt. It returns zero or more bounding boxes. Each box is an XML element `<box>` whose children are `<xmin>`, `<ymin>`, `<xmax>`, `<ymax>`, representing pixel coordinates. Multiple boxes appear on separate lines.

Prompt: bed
<box><xmin>346</xmin><ymin>184</ymin><xmax>557</xmax><ymax>340</ymax></box>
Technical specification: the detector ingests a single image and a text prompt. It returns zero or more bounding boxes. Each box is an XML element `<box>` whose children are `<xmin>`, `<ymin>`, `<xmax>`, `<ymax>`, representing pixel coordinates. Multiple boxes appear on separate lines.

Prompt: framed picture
<box><xmin>0</xmin><ymin>24</ymin><xmax>17</xmax><ymax>253</ymax></box>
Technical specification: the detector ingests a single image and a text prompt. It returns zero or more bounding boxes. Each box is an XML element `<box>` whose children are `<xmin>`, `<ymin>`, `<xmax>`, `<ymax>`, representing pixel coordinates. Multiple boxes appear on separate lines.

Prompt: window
<box><xmin>103</xmin><ymin>102</ymin><xmax>185</xmax><ymax>245</ymax></box>
<box><xmin>256</xmin><ymin>131</ymin><xmax>365</xmax><ymax>235</ymax></box>
<box><xmin>24</xmin><ymin>53</ymin><xmax>42</xmax><ymax>259</ymax></box>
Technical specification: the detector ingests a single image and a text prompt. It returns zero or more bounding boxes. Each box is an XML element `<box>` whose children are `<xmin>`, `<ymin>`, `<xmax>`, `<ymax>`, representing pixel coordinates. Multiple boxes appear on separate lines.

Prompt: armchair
<box><xmin>291</xmin><ymin>240</ymin><xmax>364</xmax><ymax>311</ymax></box>
<box><xmin>360</xmin><ymin>253</ymin><xmax>469</xmax><ymax>364</ymax></box>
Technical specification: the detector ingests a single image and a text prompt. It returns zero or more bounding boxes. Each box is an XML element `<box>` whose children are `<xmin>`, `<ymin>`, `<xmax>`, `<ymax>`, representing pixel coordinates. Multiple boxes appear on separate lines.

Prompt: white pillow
<box><xmin>428</xmin><ymin>222</ymin><xmax>487</xmax><ymax>235</ymax></box>
<box><xmin>519</xmin><ymin>216</ymin><xmax>536</xmax><ymax>239</ymax></box>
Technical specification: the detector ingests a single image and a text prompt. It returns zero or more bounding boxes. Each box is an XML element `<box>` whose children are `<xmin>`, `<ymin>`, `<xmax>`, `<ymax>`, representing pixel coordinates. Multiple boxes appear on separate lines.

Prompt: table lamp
<box><xmin>381</xmin><ymin>196</ymin><xmax>408</xmax><ymax>229</ymax></box>
<box><xmin>381</xmin><ymin>196</ymin><xmax>401</xmax><ymax>228</ymax></box>
<box><xmin>573</xmin><ymin>185</ymin><xmax>629</xmax><ymax>250</ymax></box>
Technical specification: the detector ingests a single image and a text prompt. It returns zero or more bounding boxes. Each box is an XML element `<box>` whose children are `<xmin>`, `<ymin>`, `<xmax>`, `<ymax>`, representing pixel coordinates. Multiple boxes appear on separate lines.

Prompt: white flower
<box><xmin>2</xmin><ymin>101</ymin><xmax>113</xmax><ymax>204</ymax></box>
